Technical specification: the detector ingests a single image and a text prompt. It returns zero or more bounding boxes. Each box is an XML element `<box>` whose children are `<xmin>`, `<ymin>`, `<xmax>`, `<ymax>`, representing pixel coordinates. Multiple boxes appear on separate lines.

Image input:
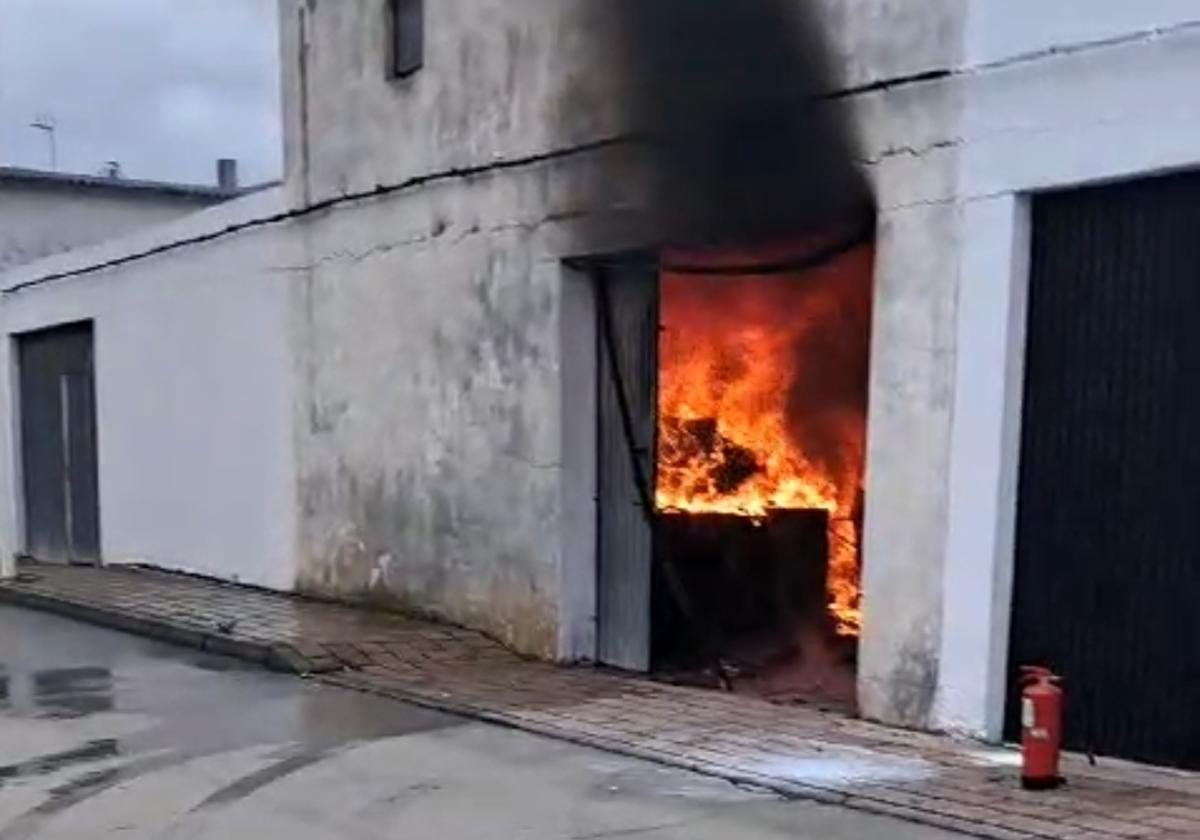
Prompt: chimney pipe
<box><xmin>217</xmin><ymin>158</ymin><xmax>239</xmax><ymax>192</ymax></box>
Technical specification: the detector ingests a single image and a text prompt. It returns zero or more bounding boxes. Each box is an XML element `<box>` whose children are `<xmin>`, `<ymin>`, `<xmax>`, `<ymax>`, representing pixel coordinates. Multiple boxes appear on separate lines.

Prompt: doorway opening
<box><xmin>594</xmin><ymin>231</ymin><xmax>874</xmax><ymax>711</ymax></box>
<box><xmin>17</xmin><ymin>321</ymin><xmax>101</xmax><ymax>565</ymax></box>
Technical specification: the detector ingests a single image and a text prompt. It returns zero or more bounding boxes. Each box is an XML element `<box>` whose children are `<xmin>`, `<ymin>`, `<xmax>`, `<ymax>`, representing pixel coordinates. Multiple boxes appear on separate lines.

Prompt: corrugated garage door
<box><xmin>1007</xmin><ymin>172</ymin><xmax>1200</xmax><ymax>768</ymax></box>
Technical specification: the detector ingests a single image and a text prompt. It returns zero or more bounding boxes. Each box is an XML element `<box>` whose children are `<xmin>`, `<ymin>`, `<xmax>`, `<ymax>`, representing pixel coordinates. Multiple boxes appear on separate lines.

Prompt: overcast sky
<box><xmin>0</xmin><ymin>0</ymin><xmax>281</xmax><ymax>186</ymax></box>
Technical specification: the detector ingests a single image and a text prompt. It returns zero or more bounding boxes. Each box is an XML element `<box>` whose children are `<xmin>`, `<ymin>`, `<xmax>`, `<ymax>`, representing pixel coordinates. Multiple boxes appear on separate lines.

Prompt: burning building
<box><xmin>1</xmin><ymin>0</ymin><xmax>1199</xmax><ymax>770</ymax></box>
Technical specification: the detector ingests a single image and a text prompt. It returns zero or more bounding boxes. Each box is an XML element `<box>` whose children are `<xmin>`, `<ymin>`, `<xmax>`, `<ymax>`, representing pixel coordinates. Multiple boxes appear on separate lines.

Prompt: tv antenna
<box><xmin>29</xmin><ymin>113</ymin><xmax>57</xmax><ymax>170</ymax></box>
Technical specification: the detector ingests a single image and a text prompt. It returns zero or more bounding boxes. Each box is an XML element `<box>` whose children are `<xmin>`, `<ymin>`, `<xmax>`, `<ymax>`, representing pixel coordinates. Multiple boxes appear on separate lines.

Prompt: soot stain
<box><xmin>612</xmin><ymin>0</ymin><xmax>874</xmax><ymax>245</ymax></box>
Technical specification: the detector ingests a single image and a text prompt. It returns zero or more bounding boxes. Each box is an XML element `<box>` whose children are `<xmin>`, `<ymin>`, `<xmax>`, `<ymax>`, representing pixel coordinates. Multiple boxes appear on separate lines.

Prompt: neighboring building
<box><xmin>0</xmin><ymin>0</ymin><xmax>1198</xmax><ymax>771</ymax></box>
<box><xmin>0</xmin><ymin>161</ymin><xmax>244</xmax><ymax>272</ymax></box>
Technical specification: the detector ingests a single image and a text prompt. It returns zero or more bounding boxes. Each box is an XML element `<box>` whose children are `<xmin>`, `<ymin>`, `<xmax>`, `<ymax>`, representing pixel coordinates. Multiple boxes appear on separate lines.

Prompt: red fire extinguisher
<box><xmin>1020</xmin><ymin>666</ymin><xmax>1064</xmax><ymax>790</ymax></box>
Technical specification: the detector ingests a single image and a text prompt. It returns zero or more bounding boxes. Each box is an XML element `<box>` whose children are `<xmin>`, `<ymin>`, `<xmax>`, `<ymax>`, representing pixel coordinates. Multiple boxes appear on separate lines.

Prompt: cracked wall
<box><xmin>278</xmin><ymin>0</ymin><xmax>968</xmax><ymax>661</ymax></box>
<box><xmin>287</xmin><ymin>146</ymin><xmax>649</xmax><ymax>658</ymax></box>
<box><xmin>821</xmin><ymin>0</ymin><xmax>1200</xmax><ymax>735</ymax></box>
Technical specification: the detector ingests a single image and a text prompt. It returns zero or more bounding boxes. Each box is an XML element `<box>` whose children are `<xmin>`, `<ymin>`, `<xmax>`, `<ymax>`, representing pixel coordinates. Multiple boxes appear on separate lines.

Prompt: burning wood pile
<box><xmin>656</xmin><ymin>241</ymin><xmax>873</xmax><ymax>638</ymax></box>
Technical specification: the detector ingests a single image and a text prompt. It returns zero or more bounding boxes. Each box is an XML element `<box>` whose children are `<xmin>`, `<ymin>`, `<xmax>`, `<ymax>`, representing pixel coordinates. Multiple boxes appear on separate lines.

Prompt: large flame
<box><xmin>656</xmin><ymin>242</ymin><xmax>873</xmax><ymax>636</ymax></box>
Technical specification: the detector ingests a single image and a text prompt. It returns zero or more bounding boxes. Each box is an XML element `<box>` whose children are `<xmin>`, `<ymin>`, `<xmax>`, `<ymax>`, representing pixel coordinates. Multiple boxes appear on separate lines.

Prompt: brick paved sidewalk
<box><xmin>2</xmin><ymin>562</ymin><xmax>1198</xmax><ymax>840</ymax></box>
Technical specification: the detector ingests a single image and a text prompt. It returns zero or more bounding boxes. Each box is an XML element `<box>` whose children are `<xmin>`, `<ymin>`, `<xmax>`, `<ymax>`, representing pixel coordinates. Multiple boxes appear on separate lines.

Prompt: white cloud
<box><xmin>0</xmin><ymin>0</ymin><xmax>282</xmax><ymax>186</ymax></box>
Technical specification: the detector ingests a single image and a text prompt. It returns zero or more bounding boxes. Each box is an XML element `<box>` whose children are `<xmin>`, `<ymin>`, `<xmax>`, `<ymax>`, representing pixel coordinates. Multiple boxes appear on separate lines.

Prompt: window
<box><xmin>390</xmin><ymin>0</ymin><xmax>424</xmax><ymax>78</ymax></box>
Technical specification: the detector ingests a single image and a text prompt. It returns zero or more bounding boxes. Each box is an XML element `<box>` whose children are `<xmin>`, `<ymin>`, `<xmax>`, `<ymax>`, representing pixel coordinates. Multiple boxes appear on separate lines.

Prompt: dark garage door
<box><xmin>1007</xmin><ymin>172</ymin><xmax>1200</xmax><ymax>768</ymax></box>
<box><xmin>18</xmin><ymin>322</ymin><xmax>100</xmax><ymax>565</ymax></box>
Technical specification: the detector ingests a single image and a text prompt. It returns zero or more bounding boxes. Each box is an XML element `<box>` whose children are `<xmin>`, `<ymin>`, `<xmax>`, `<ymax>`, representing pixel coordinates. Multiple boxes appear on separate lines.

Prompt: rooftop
<box><xmin>0</xmin><ymin>165</ymin><xmax>256</xmax><ymax>202</ymax></box>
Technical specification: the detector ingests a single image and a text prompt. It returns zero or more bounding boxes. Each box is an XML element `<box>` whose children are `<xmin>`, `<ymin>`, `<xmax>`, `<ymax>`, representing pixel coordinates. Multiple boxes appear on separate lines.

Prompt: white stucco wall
<box><xmin>852</xmin><ymin>74</ymin><xmax>966</xmax><ymax>731</ymax></box>
<box><xmin>966</xmin><ymin>0</ymin><xmax>1200</xmax><ymax>67</ymax></box>
<box><xmin>287</xmin><ymin>141</ymin><xmax>653</xmax><ymax>658</ymax></box>
<box><xmin>0</xmin><ymin>191</ymin><xmax>299</xmax><ymax>589</ymax></box>
<box><xmin>278</xmin><ymin>0</ymin><xmax>963</xmax><ymax>205</ymax></box>
<box><xmin>812</xmin><ymin>0</ymin><xmax>1200</xmax><ymax>735</ymax></box>
<box><xmin>933</xmin><ymin>2</ymin><xmax>1200</xmax><ymax>739</ymax></box>
<box><xmin>0</xmin><ymin>181</ymin><xmax>224</xmax><ymax>272</ymax></box>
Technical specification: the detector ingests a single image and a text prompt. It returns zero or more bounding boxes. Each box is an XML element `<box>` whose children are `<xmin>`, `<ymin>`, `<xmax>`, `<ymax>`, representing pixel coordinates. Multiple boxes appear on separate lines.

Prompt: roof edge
<box><xmin>0</xmin><ymin>166</ymin><xmax>275</xmax><ymax>201</ymax></box>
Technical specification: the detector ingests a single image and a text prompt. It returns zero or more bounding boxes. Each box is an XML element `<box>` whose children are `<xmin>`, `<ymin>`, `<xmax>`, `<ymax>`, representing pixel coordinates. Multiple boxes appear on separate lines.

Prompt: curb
<box><xmin>318</xmin><ymin>672</ymin><xmax>1033</xmax><ymax>840</ymax></box>
<box><xmin>0</xmin><ymin>583</ymin><xmax>330</xmax><ymax>675</ymax></box>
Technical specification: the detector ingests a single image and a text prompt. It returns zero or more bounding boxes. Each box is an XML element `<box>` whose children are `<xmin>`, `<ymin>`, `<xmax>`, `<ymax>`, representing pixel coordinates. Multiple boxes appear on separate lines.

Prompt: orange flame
<box><xmin>656</xmin><ymin>242</ymin><xmax>873</xmax><ymax>636</ymax></box>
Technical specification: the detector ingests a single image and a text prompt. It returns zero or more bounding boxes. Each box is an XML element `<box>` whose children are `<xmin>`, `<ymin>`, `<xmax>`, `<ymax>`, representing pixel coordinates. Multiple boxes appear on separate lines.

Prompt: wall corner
<box><xmin>934</xmin><ymin>192</ymin><xmax>1032</xmax><ymax>742</ymax></box>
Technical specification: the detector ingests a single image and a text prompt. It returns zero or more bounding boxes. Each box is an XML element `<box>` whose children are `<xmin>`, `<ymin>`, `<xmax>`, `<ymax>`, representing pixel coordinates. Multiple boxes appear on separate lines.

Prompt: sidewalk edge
<box><xmin>0</xmin><ymin>583</ymin><xmax>326</xmax><ymax>676</ymax></box>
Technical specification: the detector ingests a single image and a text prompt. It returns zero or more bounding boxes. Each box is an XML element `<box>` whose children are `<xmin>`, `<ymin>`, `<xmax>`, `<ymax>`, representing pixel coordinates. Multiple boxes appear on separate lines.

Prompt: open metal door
<box><xmin>595</xmin><ymin>261</ymin><xmax>659</xmax><ymax>671</ymax></box>
<box><xmin>19</xmin><ymin>322</ymin><xmax>101</xmax><ymax>565</ymax></box>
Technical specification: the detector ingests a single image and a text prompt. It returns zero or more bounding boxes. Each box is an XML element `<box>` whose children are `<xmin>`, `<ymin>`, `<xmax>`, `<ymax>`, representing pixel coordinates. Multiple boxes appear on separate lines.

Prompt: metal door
<box><xmin>595</xmin><ymin>262</ymin><xmax>659</xmax><ymax>671</ymax></box>
<box><xmin>1007</xmin><ymin>172</ymin><xmax>1200</xmax><ymax>768</ymax></box>
<box><xmin>19</xmin><ymin>322</ymin><xmax>100</xmax><ymax>564</ymax></box>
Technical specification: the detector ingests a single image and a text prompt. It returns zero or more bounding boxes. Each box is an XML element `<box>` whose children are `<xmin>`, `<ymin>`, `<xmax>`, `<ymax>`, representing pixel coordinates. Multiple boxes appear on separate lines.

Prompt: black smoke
<box><xmin>615</xmin><ymin>0</ymin><xmax>873</xmax><ymax>246</ymax></box>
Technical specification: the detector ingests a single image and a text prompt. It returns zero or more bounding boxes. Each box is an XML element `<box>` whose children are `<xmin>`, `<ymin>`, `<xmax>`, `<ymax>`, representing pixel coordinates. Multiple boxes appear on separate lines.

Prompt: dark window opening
<box><xmin>390</xmin><ymin>0</ymin><xmax>424</xmax><ymax>78</ymax></box>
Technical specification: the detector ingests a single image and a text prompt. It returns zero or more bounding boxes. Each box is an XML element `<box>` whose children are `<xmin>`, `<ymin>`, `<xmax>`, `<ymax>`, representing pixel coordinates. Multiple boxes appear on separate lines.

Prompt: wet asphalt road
<box><xmin>0</xmin><ymin>605</ymin><xmax>955</xmax><ymax>839</ymax></box>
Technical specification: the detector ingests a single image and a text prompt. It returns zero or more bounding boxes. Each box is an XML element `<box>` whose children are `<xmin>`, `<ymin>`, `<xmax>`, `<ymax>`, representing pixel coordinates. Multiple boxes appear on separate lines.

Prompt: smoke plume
<box><xmin>616</xmin><ymin>0</ymin><xmax>873</xmax><ymax>245</ymax></box>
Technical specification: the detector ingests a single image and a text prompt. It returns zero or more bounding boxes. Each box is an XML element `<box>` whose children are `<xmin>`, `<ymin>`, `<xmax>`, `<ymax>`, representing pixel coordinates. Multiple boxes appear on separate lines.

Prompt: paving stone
<box><xmin>4</xmin><ymin>560</ymin><xmax>1200</xmax><ymax>840</ymax></box>
<box><xmin>1144</xmin><ymin>814</ymin><xmax>1200</xmax><ymax>832</ymax></box>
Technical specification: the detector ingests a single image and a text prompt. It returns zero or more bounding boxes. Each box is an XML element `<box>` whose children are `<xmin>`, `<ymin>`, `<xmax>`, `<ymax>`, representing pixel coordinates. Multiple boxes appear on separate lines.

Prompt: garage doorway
<box><xmin>18</xmin><ymin>322</ymin><xmax>101</xmax><ymax>565</ymax></box>
<box><xmin>1007</xmin><ymin>172</ymin><xmax>1200</xmax><ymax>768</ymax></box>
<box><xmin>592</xmin><ymin>231</ymin><xmax>874</xmax><ymax>710</ymax></box>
